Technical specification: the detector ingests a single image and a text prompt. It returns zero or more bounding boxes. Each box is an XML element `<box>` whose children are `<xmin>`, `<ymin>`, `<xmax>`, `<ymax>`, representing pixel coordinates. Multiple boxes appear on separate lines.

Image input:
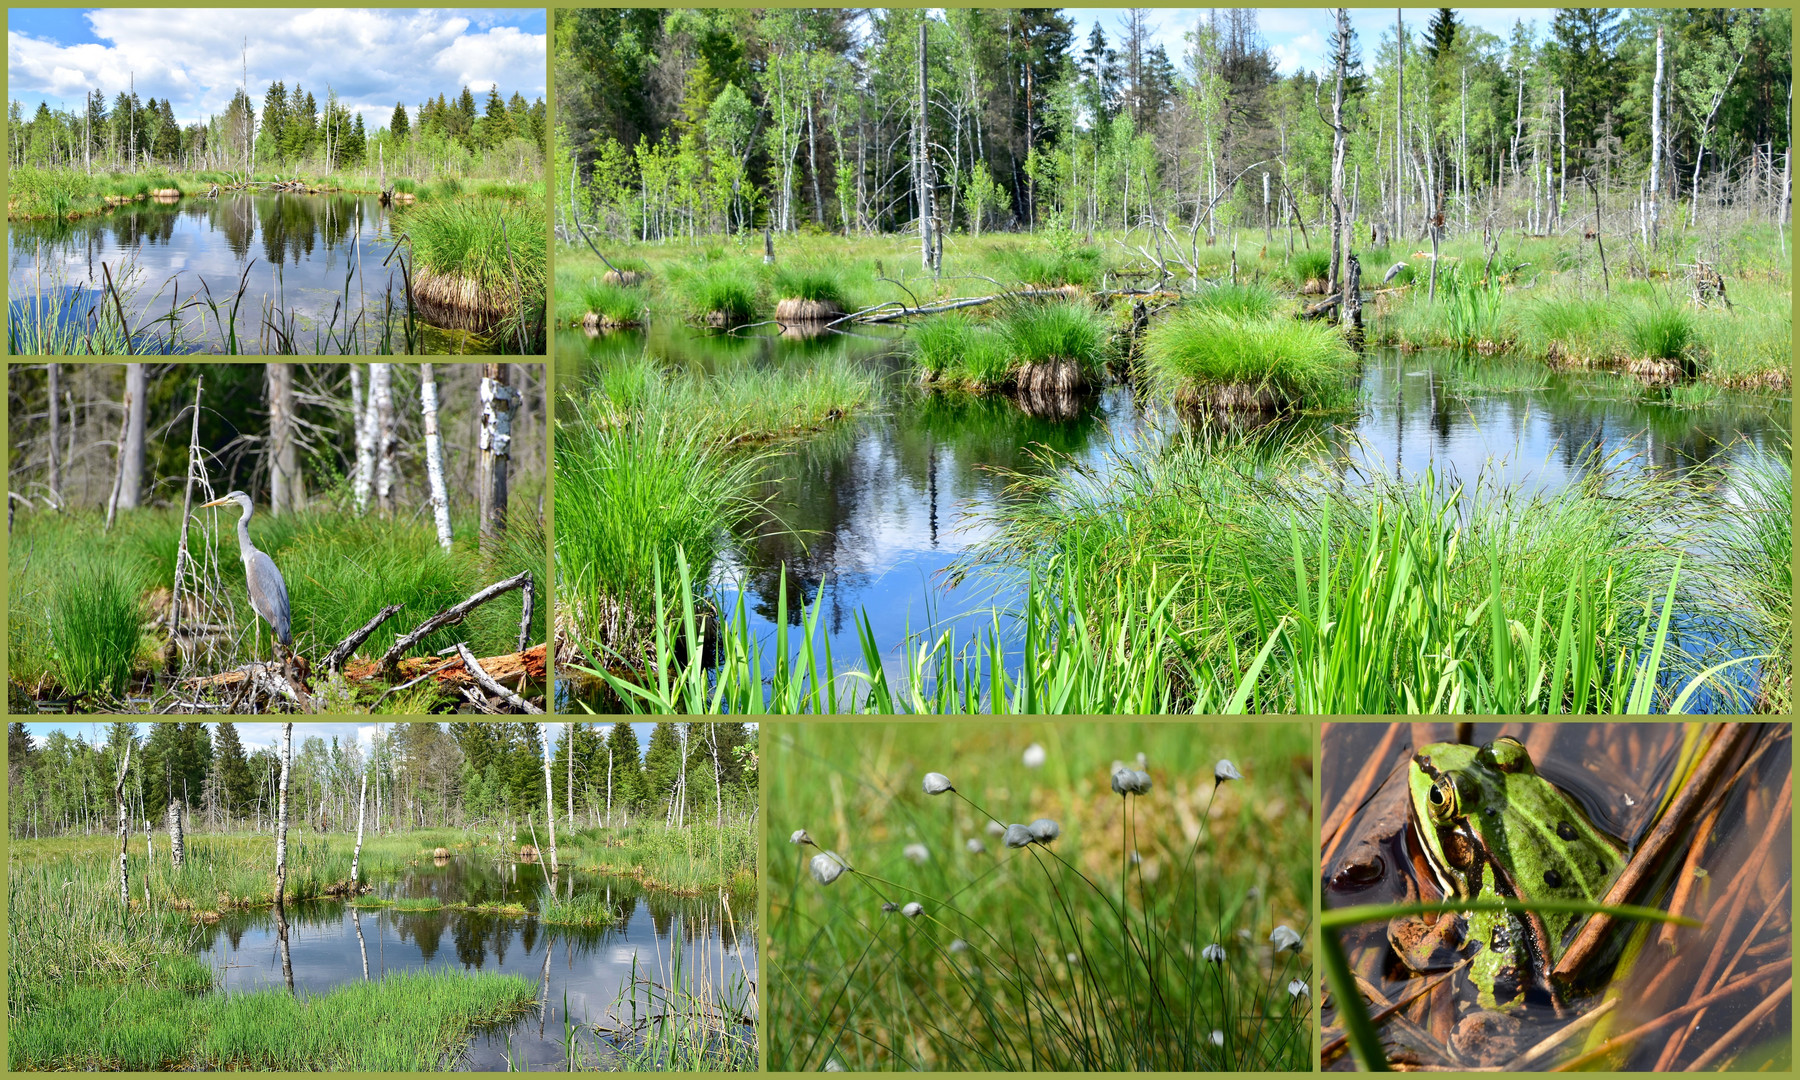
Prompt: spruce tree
<box><xmin>213</xmin><ymin>722</ymin><xmax>254</xmax><ymax>818</ymax></box>
<box><xmin>390</xmin><ymin>102</ymin><xmax>410</xmax><ymax>141</ymax></box>
<box><xmin>642</xmin><ymin>723</ymin><xmax>684</xmax><ymax>819</ymax></box>
<box><xmin>605</xmin><ymin>722</ymin><xmax>645</xmax><ymax>815</ymax></box>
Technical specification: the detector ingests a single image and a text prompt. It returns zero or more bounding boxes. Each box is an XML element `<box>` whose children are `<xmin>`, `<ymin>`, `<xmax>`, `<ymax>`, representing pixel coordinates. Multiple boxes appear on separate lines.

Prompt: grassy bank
<box><xmin>1143</xmin><ymin>305</ymin><xmax>1358</xmax><ymax>412</ymax></box>
<box><xmin>7</xmin><ymin>165</ymin><xmax>543</xmax><ymax>221</ymax></box>
<box><xmin>912</xmin><ymin>298</ymin><xmax>1109</xmax><ymax>391</ymax></box>
<box><xmin>10</xmin><ymin>970</ymin><xmax>537</xmax><ymax>1070</ymax></box>
<box><xmin>399</xmin><ymin>196</ymin><xmax>548</xmax><ymax>351</ymax></box>
<box><xmin>558</xmin><ymin>820</ymin><xmax>756</xmax><ymax>895</ymax></box>
<box><xmin>767</xmin><ymin>722</ymin><xmax>1313</xmax><ymax>1070</ymax></box>
<box><xmin>8</xmin><ymin>508</ymin><xmax>542</xmax><ymax>708</ymax></box>
<box><xmin>556</xmin><ymin>352</ymin><xmax>878</xmax><ymax>664</ymax></box>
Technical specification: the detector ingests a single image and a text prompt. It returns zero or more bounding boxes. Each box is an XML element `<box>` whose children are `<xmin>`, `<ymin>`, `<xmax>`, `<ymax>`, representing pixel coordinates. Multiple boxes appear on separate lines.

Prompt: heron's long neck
<box><xmin>237</xmin><ymin>509</ymin><xmax>256</xmax><ymax>563</ymax></box>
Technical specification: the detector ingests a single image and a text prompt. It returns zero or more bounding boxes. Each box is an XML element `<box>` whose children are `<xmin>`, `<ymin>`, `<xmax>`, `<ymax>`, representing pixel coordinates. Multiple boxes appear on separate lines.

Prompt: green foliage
<box><xmin>1193</xmin><ymin>281</ymin><xmax>1282</xmax><ymax>319</ymax></box>
<box><xmin>911</xmin><ymin>312</ymin><xmax>1015</xmax><ymax>388</ymax></box>
<box><xmin>766</xmin><ymin>722</ymin><xmax>1313</xmax><ymax>1069</ymax></box>
<box><xmin>668</xmin><ymin>258</ymin><xmax>765</xmax><ymax>323</ymax></box>
<box><xmin>990</xmin><ymin>242</ymin><xmax>1104</xmax><ymax>287</ymax></box>
<box><xmin>1623</xmin><ymin>303</ymin><xmax>1696</xmax><ymax>362</ymax></box>
<box><xmin>1284</xmin><ymin>249</ymin><xmax>1331</xmax><ymax>287</ymax></box>
<box><xmin>1143</xmin><ymin>307</ymin><xmax>1358</xmax><ymax>410</ymax></box>
<box><xmin>995</xmin><ymin>297</ymin><xmax>1108</xmax><ymax>372</ymax></box>
<box><xmin>48</xmin><ymin>557</ymin><xmax>147</xmax><ymax>701</ymax></box>
<box><xmin>562</xmin><ymin>279</ymin><xmax>647</xmax><ymax>325</ymax></box>
<box><xmin>398</xmin><ymin>195</ymin><xmax>547</xmax><ymax>305</ymax></box>
<box><xmin>770</xmin><ymin>264</ymin><xmax>852</xmax><ymax>307</ymax></box>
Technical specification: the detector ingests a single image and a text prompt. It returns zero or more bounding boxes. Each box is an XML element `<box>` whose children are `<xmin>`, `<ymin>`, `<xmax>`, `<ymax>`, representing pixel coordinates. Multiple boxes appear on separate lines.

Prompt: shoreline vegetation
<box><xmin>554</xmin><ymin>7</ymin><xmax>1789</xmax><ymax>714</ymax></box>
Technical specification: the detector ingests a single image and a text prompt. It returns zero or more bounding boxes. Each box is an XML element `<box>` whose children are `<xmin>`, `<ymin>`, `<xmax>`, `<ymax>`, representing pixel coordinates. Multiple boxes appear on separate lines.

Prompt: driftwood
<box><xmin>322</xmin><ymin>604</ymin><xmax>403</xmax><ymax>674</ymax></box>
<box><xmin>192</xmin><ymin>644</ymin><xmax>546</xmax><ymax>693</ymax></box>
<box><xmin>379</xmin><ymin>571</ymin><xmax>532</xmax><ymax>674</ymax></box>
<box><xmin>456</xmin><ymin>643</ymin><xmax>543</xmax><ymax>714</ymax></box>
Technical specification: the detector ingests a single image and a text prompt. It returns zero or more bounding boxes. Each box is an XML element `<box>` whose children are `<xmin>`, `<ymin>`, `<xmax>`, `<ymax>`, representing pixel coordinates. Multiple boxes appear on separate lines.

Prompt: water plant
<box><xmin>669</xmin><ymin>259</ymin><xmax>765</xmax><ymax>325</ymax></box>
<box><xmin>771</xmin><ymin>264</ymin><xmax>854</xmax><ymax>310</ymax></box>
<box><xmin>1192</xmin><ymin>281</ymin><xmax>1281</xmax><ymax>319</ymax></box>
<box><xmin>1623</xmin><ymin>303</ymin><xmax>1697</xmax><ymax>364</ymax></box>
<box><xmin>1142</xmin><ymin>306</ymin><xmax>1358</xmax><ymax>411</ymax></box>
<box><xmin>398</xmin><ymin>195</ymin><xmax>547</xmax><ymax>349</ymax></box>
<box><xmin>911</xmin><ymin>311</ymin><xmax>1015</xmax><ymax>388</ymax></box>
<box><xmin>769</xmin><ymin>723</ymin><xmax>1313</xmax><ymax>1070</ymax></box>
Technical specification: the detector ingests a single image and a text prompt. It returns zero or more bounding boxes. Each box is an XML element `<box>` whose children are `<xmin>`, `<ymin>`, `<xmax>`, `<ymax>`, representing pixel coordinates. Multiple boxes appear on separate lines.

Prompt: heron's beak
<box><xmin>198</xmin><ymin>497</ymin><xmax>231</xmax><ymax>509</ymax></box>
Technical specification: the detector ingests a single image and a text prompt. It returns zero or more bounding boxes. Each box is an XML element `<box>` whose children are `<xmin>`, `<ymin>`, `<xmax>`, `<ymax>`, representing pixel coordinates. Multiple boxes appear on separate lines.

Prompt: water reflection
<box><xmin>10</xmin><ymin>193</ymin><xmax>405</xmax><ymax>354</ymax></box>
<box><xmin>195</xmin><ymin>857</ymin><xmax>754</xmax><ymax>1071</ymax></box>
<box><xmin>560</xmin><ymin>325</ymin><xmax>1788</xmax><ymax>702</ymax></box>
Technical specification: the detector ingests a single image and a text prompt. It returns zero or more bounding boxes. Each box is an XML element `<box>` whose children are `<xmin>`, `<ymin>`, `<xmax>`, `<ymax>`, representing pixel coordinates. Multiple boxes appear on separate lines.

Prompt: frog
<box><xmin>1387</xmin><ymin>735</ymin><xmax>1626</xmax><ymax>1013</ymax></box>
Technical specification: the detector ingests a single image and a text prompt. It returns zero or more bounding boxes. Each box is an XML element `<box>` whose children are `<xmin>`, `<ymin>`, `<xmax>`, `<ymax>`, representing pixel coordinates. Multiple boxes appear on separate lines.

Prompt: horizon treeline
<box><xmin>8</xmin><ymin>80</ymin><xmax>548</xmax><ymax>179</ymax></box>
<box><xmin>7</xmin><ymin>722</ymin><xmax>758</xmax><ymax>840</ymax></box>
<box><xmin>556</xmin><ymin>7</ymin><xmax>1791</xmax><ymax>244</ymax></box>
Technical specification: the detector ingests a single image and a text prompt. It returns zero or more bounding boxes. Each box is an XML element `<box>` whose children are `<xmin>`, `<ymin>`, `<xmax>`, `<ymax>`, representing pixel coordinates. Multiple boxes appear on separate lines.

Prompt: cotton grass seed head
<box><xmin>901</xmin><ymin>902</ymin><xmax>923</xmax><ymax>918</ymax></box>
<box><xmin>1136</xmin><ymin>752</ymin><xmax>1147</xmax><ymax>769</ymax></box>
<box><xmin>1003</xmin><ymin>823</ymin><xmax>1034</xmax><ymax>848</ymax></box>
<box><xmin>1210</xmin><ymin>1030</ymin><xmax>1225</xmax><ymax>1047</ymax></box>
<box><xmin>810</xmin><ymin>852</ymin><xmax>846</xmax><ymax>886</ymax></box>
<box><xmin>966</xmin><ymin>838</ymin><xmax>986</xmax><ymax>854</ymax></box>
<box><xmin>986</xmin><ymin>820</ymin><xmax>1005</xmax><ymax>836</ymax></box>
<box><xmin>1215</xmin><ymin>759</ymin><xmax>1243</xmax><ymax>782</ymax></box>
<box><xmin>949</xmin><ymin>939</ymin><xmax>969</xmax><ymax>953</ymax></box>
<box><xmin>1027</xmin><ymin>818</ymin><xmax>1060</xmax><ymax>843</ymax></box>
<box><xmin>923</xmin><ymin>772</ymin><xmax>954</xmax><ymax>795</ymax></box>
<box><xmin>1022</xmin><ymin>743</ymin><xmax>1047</xmax><ymax>768</ymax></box>
<box><xmin>824</xmin><ymin>1058</ymin><xmax>846</xmax><ymax>1071</ymax></box>
<box><xmin>1203</xmin><ymin>943</ymin><xmax>1227</xmax><ymax>963</ymax></box>
<box><xmin>1270</xmin><ymin>925</ymin><xmax>1304</xmax><ymax>952</ymax></box>
<box><xmin>881</xmin><ymin>902</ymin><xmax>899</xmax><ymax>913</ymax></box>
<box><xmin>790</xmin><ymin>829</ymin><xmax>814</xmax><ymax>846</ymax></box>
<box><xmin>903</xmin><ymin>843</ymin><xmax>930</xmax><ymax>864</ymax></box>
<box><xmin>1288</xmin><ymin>978</ymin><xmax>1309</xmax><ymax>998</ymax></box>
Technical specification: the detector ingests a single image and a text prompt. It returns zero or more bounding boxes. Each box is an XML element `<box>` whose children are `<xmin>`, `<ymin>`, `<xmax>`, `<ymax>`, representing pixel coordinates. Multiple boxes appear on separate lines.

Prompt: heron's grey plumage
<box><xmin>1383</xmin><ymin>262</ymin><xmax>1408</xmax><ymax>284</ymax></box>
<box><xmin>204</xmin><ymin>490</ymin><xmax>292</xmax><ymax>648</ymax></box>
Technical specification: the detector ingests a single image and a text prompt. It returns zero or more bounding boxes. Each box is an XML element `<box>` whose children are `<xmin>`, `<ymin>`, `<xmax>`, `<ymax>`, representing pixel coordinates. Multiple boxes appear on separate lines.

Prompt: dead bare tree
<box><xmin>478</xmin><ymin>364</ymin><xmax>515</xmax><ymax>555</ymax></box>
<box><xmin>276</xmin><ymin>722</ymin><xmax>292</xmax><ymax>897</ymax></box>
<box><xmin>541</xmin><ymin>727</ymin><xmax>558</xmax><ymax>875</ymax></box>
<box><xmin>115</xmin><ymin>736</ymin><xmax>133</xmax><ymax>909</ymax></box>
<box><xmin>419</xmin><ymin>363</ymin><xmax>453</xmax><ymax>551</ymax></box>
<box><xmin>268</xmin><ymin>364</ymin><xmax>304</xmax><ymax>517</ymax></box>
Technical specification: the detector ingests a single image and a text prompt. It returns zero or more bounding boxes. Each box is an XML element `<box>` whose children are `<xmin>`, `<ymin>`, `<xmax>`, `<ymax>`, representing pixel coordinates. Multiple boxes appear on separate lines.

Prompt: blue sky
<box><xmin>7</xmin><ymin>7</ymin><xmax>546</xmax><ymax>128</ymax></box>
<box><xmin>1063</xmin><ymin>8</ymin><xmax>1540</xmax><ymax>75</ymax></box>
<box><xmin>14</xmin><ymin>722</ymin><xmax>685</xmax><ymax>759</ymax></box>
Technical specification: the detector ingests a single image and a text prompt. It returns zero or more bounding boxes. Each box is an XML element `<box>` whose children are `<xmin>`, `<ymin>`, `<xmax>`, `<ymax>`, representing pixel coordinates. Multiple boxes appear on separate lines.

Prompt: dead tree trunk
<box><xmin>171</xmin><ymin>376</ymin><xmax>203</xmax><ymax>645</ymax></box>
<box><xmin>350</xmin><ymin>770</ymin><xmax>366</xmax><ymax>883</ymax></box>
<box><xmin>710</xmin><ymin>724</ymin><xmax>724</xmax><ymax>828</ymax></box>
<box><xmin>166</xmin><ymin>797</ymin><xmax>184</xmax><ymax>869</ymax></box>
<box><xmin>477</xmin><ymin>364</ymin><xmax>515</xmax><ymax>555</ymax></box>
<box><xmin>541</xmin><ymin>728</ymin><xmax>558</xmax><ymax>875</ymax></box>
<box><xmin>119</xmin><ymin>363</ymin><xmax>146</xmax><ymax>509</ymax></box>
<box><xmin>268</xmin><ymin>364</ymin><xmax>303</xmax><ymax>517</ymax></box>
<box><xmin>917</xmin><ymin>17</ymin><xmax>932</xmax><ymax>272</ymax></box>
<box><xmin>115</xmin><ymin>739</ymin><xmax>133</xmax><ymax>909</ymax></box>
<box><xmin>566</xmin><ymin>724</ymin><xmax>574</xmax><ymax>828</ymax></box>
<box><xmin>1327</xmin><ymin>9</ymin><xmax>1351</xmax><ymax>307</ymax></box>
<box><xmin>276</xmin><ymin>722</ymin><xmax>292</xmax><ymax>899</ymax></box>
<box><xmin>419</xmin><ymin>363</ymin><xmax>453</xmax><ymax>552</ymax></box>
<box><xmin>1649</xmin><ymin>26</ymin><xmax>1664</xmax><ymax>244</ymax></box>
<box><xmin>351</xmin><ymin>365</ymin><xmax>373</xmax><ymax>514</ymax></box>
<box><xmin>372</xmin><ymin>364</ymin><xmax>396</xmax><ymax>516</ymax></box>
<box><xmin>46</xmin><ymin>363</ymin><xmax>61</xmax><ymax>506</ymax></box>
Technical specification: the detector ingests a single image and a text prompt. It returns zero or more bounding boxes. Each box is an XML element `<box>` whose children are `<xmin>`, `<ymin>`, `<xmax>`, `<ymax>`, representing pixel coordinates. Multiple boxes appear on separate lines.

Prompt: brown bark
<box><xmin>477</xmin><ymin>364</ymin><xmax>514</xmax><ymax>554</ymax></box>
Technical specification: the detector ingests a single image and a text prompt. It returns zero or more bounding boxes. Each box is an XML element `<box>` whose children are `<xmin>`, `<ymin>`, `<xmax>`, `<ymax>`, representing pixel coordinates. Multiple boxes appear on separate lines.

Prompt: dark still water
<box><xmin>196</xmin><ymin>857</ymin><xmax>755</xmax><ymax>1070</ymax></box>
<box><xmin>9</xmin><ymin>193</ymin><xmax>484</xmax><ymax>354</ymax></box>
<box><xmin>558</xmin><ymin>324</ymin><xmax>1789</xmax><ymax>708</ymax></box>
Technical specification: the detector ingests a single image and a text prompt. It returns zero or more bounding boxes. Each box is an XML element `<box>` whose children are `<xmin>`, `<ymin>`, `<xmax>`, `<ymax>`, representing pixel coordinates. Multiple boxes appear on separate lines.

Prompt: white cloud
<box><xmin>7</xmin><ymin>8</ymin><xmax>544</xmax><ymax>128</ymax></box>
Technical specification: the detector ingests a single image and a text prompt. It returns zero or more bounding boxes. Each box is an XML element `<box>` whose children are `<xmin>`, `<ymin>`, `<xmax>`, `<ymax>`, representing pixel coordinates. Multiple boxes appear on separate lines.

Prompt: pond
<box><xmin>9</xmin><ymin>193</ymin><xmax>497</xmax><ymax>354</ymax></box>
<box><xmin>558</xmin><ymin>321</ymin><xmax>1789</xmax><ymax>710</ymax></box>
<box><xmin>195</xmin><ymin>855</ymin><xmax>755</xmax><ymax>1070</ymax></box>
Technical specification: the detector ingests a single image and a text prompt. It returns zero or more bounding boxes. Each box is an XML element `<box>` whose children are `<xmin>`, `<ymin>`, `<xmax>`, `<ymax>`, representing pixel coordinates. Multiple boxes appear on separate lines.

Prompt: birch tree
<box><xmin>541</xmin><ymin>727</ymin><xmax>558</xmax><ymax>875</ymax></box>
<box><xmin>418</xmin><ymin>363</ymin><xmax>453</xmax><ymax>551</ymax></box>
<box><xmin>351</xmin><ymin>365</ymin><xmax>373</xmax><ymax>514</ymax></box>
<box><xmin>276</xmin><ymin>722</ymin><xmax>292</xmax><ymax>897</ymax></box>
<box><xmin>115</xmin><ymin>735</ymin><xmax>133</xmax><ymax>909</ymax></box>
<box><xmin>371</xmin><ymin>364</ymin><xmax>396</xmax><ymax>516</ymax></box>
<box><xmin>477</xmin><ymin>364</ymin><xmax>515</xmax><ymax>555</ymax></box>
<box><xmin>350</xmin><ymin>768</ymin><xmax>366</xmax><ymax>883</ymax></box>
<box><xmin>119</xmin><ymin>363</ymin><xmax>147</xmax><ymax>509</ymax></box>
<box><xmin>1679</xmin><ymin>12</ymin><xmax>1756</xmax><ymax>226</ymax></box>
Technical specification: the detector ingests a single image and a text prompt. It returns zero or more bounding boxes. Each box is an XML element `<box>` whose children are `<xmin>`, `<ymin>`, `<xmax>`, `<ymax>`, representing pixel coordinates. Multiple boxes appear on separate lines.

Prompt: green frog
<box><xmin>1388</xmin><ymin>736</ymin><xmax>1626</xmax><ymax>1013</ymax></box>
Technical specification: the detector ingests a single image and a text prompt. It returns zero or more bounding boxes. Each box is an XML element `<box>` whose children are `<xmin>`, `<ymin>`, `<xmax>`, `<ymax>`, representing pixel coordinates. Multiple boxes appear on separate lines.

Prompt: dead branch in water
<box><xmin>379</xmin><ymin>570</ymin><xmax>533</xmax><ymax>674</ymax></box>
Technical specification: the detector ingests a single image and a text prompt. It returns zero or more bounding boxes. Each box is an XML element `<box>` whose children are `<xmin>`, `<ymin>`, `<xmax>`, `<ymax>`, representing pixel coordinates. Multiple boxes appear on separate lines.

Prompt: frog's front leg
<box><xmin>1387</xmin><ymin>873</ymin><xmax>1467</xmax><ymax>974</ymax></box>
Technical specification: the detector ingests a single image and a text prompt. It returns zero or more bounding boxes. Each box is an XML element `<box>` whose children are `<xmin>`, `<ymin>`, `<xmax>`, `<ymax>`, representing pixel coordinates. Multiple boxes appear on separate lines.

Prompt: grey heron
<box><xmin>198</xmin><ymin>491</ymin><xmax>292</xmax><ymax>653</ymax></box>
<box><xmin>1383</xmin><ymin>262</ymin><xmax>1409</xmax><ymax>284</ymax></box>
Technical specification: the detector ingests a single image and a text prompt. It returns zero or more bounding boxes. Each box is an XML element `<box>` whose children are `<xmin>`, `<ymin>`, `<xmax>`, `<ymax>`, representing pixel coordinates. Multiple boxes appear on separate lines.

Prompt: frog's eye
<box><xmin>1480</xmin><ymin>736</ymin><xmax>1534</xmax><ymax>775</ymax></box>
<box><xmin>1425</xmin><ymin>775</ymin><xmax>1459</xmax><ymax>822</ymax></box>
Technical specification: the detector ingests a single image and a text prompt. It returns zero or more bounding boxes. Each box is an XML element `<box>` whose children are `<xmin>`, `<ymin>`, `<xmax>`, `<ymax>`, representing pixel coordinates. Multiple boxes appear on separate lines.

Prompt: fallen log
<box><xmin>323</xmin><ymin>604</ymin><xmax>403</xmax><ymax>674</ymax></box>
<box><xmin>379</xmin><ymin>571</ymin><xmax>532</xmax><ymax>674</ymax></box>
<box><xmin>456</xmin><ymin>643</ymin><xmax>543</xmax><ymax>714</ymax></box>
<box><xmin>189</xmin><ymin>644</ymin><xmax>545</xmax><ymax>693</ymax></box>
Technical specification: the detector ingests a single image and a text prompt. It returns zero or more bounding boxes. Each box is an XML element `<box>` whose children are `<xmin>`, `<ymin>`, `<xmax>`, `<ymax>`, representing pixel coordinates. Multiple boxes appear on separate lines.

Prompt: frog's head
<box><xmin>1407</xmin><ymin>737</ymin><xmax>1536</xmax><ymax>896</ymax></box>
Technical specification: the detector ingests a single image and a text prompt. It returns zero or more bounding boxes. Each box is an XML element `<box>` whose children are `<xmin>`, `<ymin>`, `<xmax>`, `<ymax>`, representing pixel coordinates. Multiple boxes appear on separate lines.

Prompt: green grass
<box><xmin>560</xmin><ymin>820</ymin><xmax>755</xmax><ymax>894</ymax></box>
<box><xmin>1192</xmin><ymin>281</ymin><xmax>1282</xmax><ymax>319</ymax></box>
<box><xmin>995</xmin><ymin>298</ymin><xmax>1108</xmax><ymax>373</ymax></box>
<box><xmin>771</xmin><ymin>264</ymin><xmax>853</xmax><ymax>308</ymax></box>
<box><xmin>48</xmin><ymin>555</ymin><xmax>148</xmax><ymax>700</ymax></box>
<box><xmin>988</xmin><ymin>242</ymin><xmax>1104</xmax><ymax>288</ymax></box>
<box><xmin>1143</xmin><ymin>307</ymin><xmax>1359</xmax><ymax>411</ymax></box>
<box><xmin>555</xmin><ymin>390</ymin><xmax>762</xmax><ymax>666</ymax></box>
<box><xmin>1283</xmin><ymin>248</ymin><xmax>1331</xmax><ymax>287</ymax></box>
<box><xmin>9</xmin><ymin>971</ymin><xmax>537</xmax><ymax>1070</ymax></box>
<box><xmin>1624</xmin><ymin>303</ymin><xmax>1697</xmax><ymax>363</ymax></box>
<box><xmin>911</xmin><ymin>312</ymin><xmax>1016</xmax><ymax>388</ymax></box>
<box><xmin>537</xmin><ymin>890</ymin><xmax>616</xmax><ymax>925</ymax></box>
<box><xmin>767</xmin><ymin>722</ymin><xmax>1313</xmax><ymax>1070</ymax></box>
<box><xmin>1712</xmin><ymin>449</ymin><xmax>1792</xmax><ymax>712</ymax></box>
<box><xmin>669</xmin><ymin>258</ymin><xmax>765</xmax><ymax>324</ymax></box>
<box><xmin>398</xmin><ymin>195</ymin><xmax>547</xmax><ymax>334</ymax></box>
<box><xmin>562</xmin><ymin>279</ymin><xmax>648</xmax><ymax>326</ymax></box>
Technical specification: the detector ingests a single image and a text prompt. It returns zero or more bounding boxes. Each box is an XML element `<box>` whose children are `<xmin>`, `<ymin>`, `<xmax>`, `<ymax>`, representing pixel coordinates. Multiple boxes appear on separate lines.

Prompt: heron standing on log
<box><xmin>198</xmin><ymin>491</ymin><xmax>292</xmax><ymax>659</ymax></box>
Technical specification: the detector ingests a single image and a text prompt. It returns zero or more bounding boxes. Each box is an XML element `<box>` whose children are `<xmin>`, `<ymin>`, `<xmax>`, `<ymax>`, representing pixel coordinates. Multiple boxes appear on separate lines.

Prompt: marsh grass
<box><xmin>538</xmin><ymin>889</ymin><xmax>616</xmax><ymax>926</ymax></box>
<box><xmin>1283</xmin><ymin>249</ymin><xmax>1330</xmax><ymax>288</ymax></box>
<box><xmin>564</xmin><ymin>280</ymin><xmax>648</xmax><ymax>326</ymax></box>
<box><xmin>603</xmin><ymin>932</ymin><xmax>759</xmax><ymax>1070</ymax></box>
<box><xmin>1623</xmin><ymin>303</ymin><xmax>1697</xmax><ymax>363</ymax></box>
<box><xmin>669</xmin><ymin>259</ymin><xmax>765</xmax><ymax>324</ymax></box>
<box><xmin>988</xmin><ymin>242</ymin><xmax>1104</xmax><ymax>288</ymax></box>
<box><xmin>49</xmin><ymin>555</ymin><xmax>148</xmax><ymax>700</ymax></box>
<box><xmin>768</xmin><ymin>723</ymin><xmax>1313</xmax><ymax>1070</ymax></box>
<box><xmin>996</xmin><ymin>297</ymin><xmax>1108</xmax><ymax>371</ymax></box>
<box><xmin>9</xmin><ymin>971</ymin><xmax>538</xmax><ymax>1070</ymax></box>
<box><xmin>1192</xmin><ymin>281</ymin><xmax>1282</xmax><ymax>319</ymax></box>
<box><xmin>399</xmin><ymin>196</ymin><xmax>547</xmax><ymax>348</ymax></box>
<box><xmin>560</xmin><ymin>821</ymin><xmax>755</xmax><ymax>894</ymax></box>
<box><xmin>1143</xmin><ymin>307</ymin><xmax>1358</xmax><ymax>411</ymax></box>
<box><xmin>911</xmin><ymin>312</ymin><xmax>1015</xmax><ymax>388</ymax></box>
<box><xmin>770</xmin><ymin>264</ymin><xmax>853</xmax><ymax>309</ymax></box>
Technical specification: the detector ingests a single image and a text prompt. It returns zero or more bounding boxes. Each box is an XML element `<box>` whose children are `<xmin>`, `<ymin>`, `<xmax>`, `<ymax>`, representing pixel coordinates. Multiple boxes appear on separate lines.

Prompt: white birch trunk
<box><xmin>541</xmin><ymin>731</ymin><xmax>558</xmax><ymax>875</ymax></box>
<box><xmin>371</xmin><ymin>364</ymin><xmax>395</xmax><ymax>516</ymax></box>
<box><xmin>350</xmin><ymin>771</ymin><xmax>366</xmax><ymax>883</ymax></box>
<box><xmin>1649</xmin><ymin>27</ymin><xmax>1664</xmax><ymax>240</ymax></box>
<box><xmin>419</xmin><ymin>363</ymin><xmax>453</xmax><ymax>551</ymax></box>
<box><xmin>351</xmin><ymin>366</ymin><xmax>373</xmax><ymax>514</ymax></box>
<box><xmin>167</xmin><ymin>797</ymin><xmax>184</xmax><ymax>869</ymax></box>
<box><xmin>116</xmin><ymin>741</ymin><xmax>133</xmax><ymax>909</ymax></box>
<box><xmin>276</xmin><ymin>722</ymin><xmax>292</xmax><ymax>897</ymax></box>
